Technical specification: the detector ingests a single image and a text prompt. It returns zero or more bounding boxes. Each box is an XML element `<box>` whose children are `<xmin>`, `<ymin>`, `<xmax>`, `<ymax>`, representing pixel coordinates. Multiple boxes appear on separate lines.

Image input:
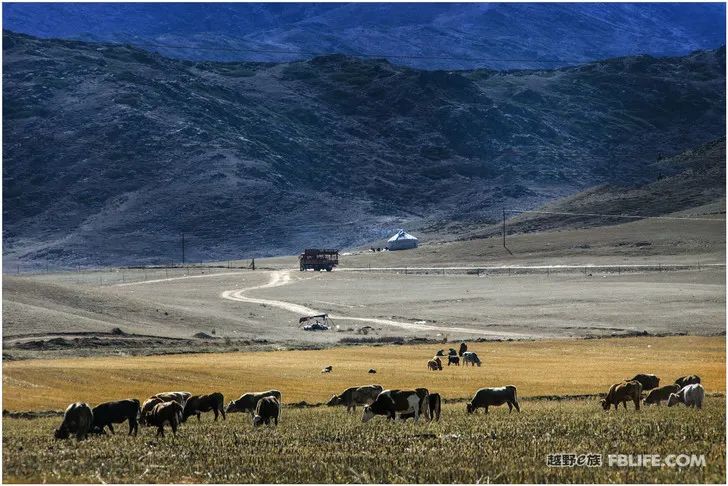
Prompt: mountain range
<box><xmin>2</xmin><ymin>31</ymin><xmax>726</xmax><ymax>267</ymax></box>
<box><xmin>2</xmin><ymin>3</ymin><xmax>726</xmax><ymax>69</ymax></box>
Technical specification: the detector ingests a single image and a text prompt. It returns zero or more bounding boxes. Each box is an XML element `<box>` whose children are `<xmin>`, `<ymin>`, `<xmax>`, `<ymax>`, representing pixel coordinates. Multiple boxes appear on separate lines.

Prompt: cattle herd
<box><xmin>52</xmin><ymin>342</ymin><xmax>707</xmax><ymax>441</ymax></box>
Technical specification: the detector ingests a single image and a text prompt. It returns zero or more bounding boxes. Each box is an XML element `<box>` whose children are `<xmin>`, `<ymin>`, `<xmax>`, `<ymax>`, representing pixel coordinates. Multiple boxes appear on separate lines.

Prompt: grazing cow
<box><xmin>322</xmin><ymin>365</ymin><xmax>333</xmax><ymax>373</ymax></box>
<box><xmin>226</xmin><ymin>390</ymin><xmax>282</xmax><ymax>416</ymax></box>
<box><xmin>427</xmin><ymin>358</ymin><xmax>442</xmax><ymax>371</ymax></box>
<box><xmin>401</xmin><ymin>391</ymin><xmax>441</xmax><ymax>421</ymax></box>
<box><xmin>628</xmin><ymin>374</ymin><xmax>660</xmax><ymax>391</ymax></box>
<box><xmin>182</xmin><ymin>392</ymin><xmax>226</xmax><ymax>422</ymax></box>
<box><xmin>140</xmin><ymin>397</ymin><xmax>163</xmax><ymax>425</ymax></box>
<box><xmin>466</xmin><ymin>386</ymin><xmax>520</xmax><ymax>414</ymax></box>
<box><xmin>448</xmin><ymin>355</ymin><xmax>460</xmax><ymax>366</ymax></box>
<box><xmin>54</xmin><ymin>402</ymin><xmax>93</xmax><ymax>440</ymax></box>
<box><xmin>458</xmin><ymin>342</ymin><xmax>468</xmax><ymax>357</ymax></box>
<box><xmin>327</xmin><ymin>385</ymin><xmax>383</xmax><ymax>413</ymax></box>
<box><xmin>435</xmin><ymin>349</ymin><xmax>445</xmax><ymax>357</ymax></box>
<box><xmin>643</xmin><ymin>385</ymin><xmax>681</xmax><ymax>406</ymax></box>
<box><xmin>462</xmin><ymin>351</ymin><xmax>482</xmax><ymax>367</ymax></box>
<box><xmin>675</xmin><ymin>375</ymin><xmax>701</xmax><ymax>388</ymax></box>
<box><xmin>368</xmin><ymin>369</ymin><xmax>377</xmax><ymax>374</ymax></box>
<box><xmin>139</xmin><ymin>391</ymin><xmax>189</xmax><ymax>426</ymax></box>
<box><xmin>91</xmin><ymin>399</ymin><xmax>140</xmax><ymax>435</ymax></box>
<box><xmin>601</xmin><ymin>381</ymin><xmax>642</xmax><ymax>411</ymax></box>
<box><xmin>253</xmin><ymin>396</ymin><xmax>280</xmax><ymax>426</ymax></box>
<box><xmin>668</xmin><ymin>384</ymin><xmax>705</xmax><ymax>409</ymax></box>
<box><xmin>362</xmin><ymin>389</ymin><xmax>426</xmax><ymax>422</ymax></box>
<box><xmin>147</xmin><ymin>401</ymin><xmax>184</xmax><ymax>437</ymax></box>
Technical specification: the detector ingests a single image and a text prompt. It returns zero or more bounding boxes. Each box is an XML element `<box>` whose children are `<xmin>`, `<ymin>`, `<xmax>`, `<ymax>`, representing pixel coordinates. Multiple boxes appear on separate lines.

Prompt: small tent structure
<box><xmin>386</xmin><ymin>229</ymin><xmax>418</xmax><ymax>251</ymax></box>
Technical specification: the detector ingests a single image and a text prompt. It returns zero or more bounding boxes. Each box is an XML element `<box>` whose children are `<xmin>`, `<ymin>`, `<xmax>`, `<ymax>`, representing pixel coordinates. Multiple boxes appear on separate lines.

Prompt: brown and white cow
<box><xmin>427</xmin><ymin>358</ymin><xmax>443</xmax><ymax>371</ymax></box>
<box><xmin>362</xmin><ymin>389</ymin><xmax>426</xmax><ymax>422</ymax></box>
<box><xmin>182</xmin><ymin>392</ymin><xmax>226</xmax><ymax>422</ymax></box>
<box><xmin>601</xmin><ymin>381</ymin><xmax>642</xmax><ymax>411</ymax></box>
<box><xmin>327</xmin><ymin>385</ymin><xmax>383</xmax><ymax>413</ymax></box>
<box><xmin>466</xmin><ymin>386</ymin><xmax>519</xmax><ymax>414</ymax></box>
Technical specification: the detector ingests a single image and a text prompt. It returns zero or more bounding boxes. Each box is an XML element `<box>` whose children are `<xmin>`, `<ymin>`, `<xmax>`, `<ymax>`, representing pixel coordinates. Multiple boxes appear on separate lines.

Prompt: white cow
<box><xmin>667</xmin><ymin>384</ymin><xmax>705</xmax><ymax>409</ymax></box>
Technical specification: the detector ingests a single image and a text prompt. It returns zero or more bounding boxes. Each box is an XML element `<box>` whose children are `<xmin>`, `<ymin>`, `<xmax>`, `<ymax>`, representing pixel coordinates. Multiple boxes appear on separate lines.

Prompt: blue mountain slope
<box><xmin>3</xmin><ymin>2</ymin><xmax>725</xmax><ymax>69</ymax></box>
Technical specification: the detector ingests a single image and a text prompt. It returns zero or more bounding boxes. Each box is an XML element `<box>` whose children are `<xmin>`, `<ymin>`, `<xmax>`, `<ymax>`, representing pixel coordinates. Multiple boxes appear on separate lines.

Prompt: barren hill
<box><xmin>3</xmin><ymin>31</ymin><xmax>726</xmax><ymax>267</ymax></box>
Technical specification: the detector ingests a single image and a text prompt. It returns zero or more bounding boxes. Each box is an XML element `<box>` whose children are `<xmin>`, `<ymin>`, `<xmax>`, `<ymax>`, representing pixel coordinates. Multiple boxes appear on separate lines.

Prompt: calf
<box><xmin>675</xmin><ymin>375</ymin><xmax>701</xmax><ymax>388</ymax></box>
<box><xmin>668</xmin><ymin>384</ymin><xmax>705</xmax><ymax>409</ymax></box>
<box><xmin>253</xmin><ymin>396</ymin><xmax>280</xmax><ymax>426</ymax></box>
<box><xmin>467</xmin><ymin>386</ymin><xmax>519</xmax><ymax>414</ymax></box>
<box><xmin>601</xmin><ymin>381</ymin><xmax>642</xmax><ymax>411</ymax></box>
<box><xmin>448</xmin><ymin>355</ymin><xmax>460</xmax><ymax>366</ymax></box>
<box><xmin>147</xmin><ymin>401</ymin><xmax>184</xmax><ymax>437</ymax></box>
<box><xmin>54</xmin><ymin>402</ymin><xmax>93</xmax><ymax>440</ymax></box>
<box><xmin>91</xmin><ymin>399</ymin><xmax>140</xmax><ymax>435</ymax></box>
<box><xmin>362</xmin><ymin>389</ymin><xmax>425</xmax><ymax>422</ymax></box>
<box><xmin>226</xmin><ymin>390</ymin><xmax>282</xmax><ymax>416</ymax></box>
<box><xmin>628</xmin><ymin>374</ymin><xmax>660</xmax><ymax>391</ymax></box>
<box><xmin>327</xmin><ymin>385</ymin><xmax>383</xmax><ymax>413</ymax></box>
<box><xmin>643</xmin><ymin>384</ymin><xmax>681</xmax><ymax>406</ymax></box>
<box><xmin>462</xmin><ymin>351</ymin><xmax>482</xmax><ymax>367</ymax></box>
<box><xmin>182</xmin><ymin>392</ymin><xmax>226</xmax><ymax>422</ymax></box>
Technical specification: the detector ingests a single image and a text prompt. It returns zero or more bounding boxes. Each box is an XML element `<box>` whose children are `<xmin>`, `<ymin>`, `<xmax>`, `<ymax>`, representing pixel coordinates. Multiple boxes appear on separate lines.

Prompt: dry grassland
<box><xmin>3</xmin><ymin>336</ymin><xmax>724</xmax><ymax>410</ymax></box>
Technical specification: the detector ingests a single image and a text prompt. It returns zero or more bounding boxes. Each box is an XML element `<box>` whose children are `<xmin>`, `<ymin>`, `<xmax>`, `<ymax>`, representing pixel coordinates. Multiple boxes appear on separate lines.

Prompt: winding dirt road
<box><xmin>220</xmin><ymin>270</ymin><xmax>528</xmax><ymax>337</ymax></box>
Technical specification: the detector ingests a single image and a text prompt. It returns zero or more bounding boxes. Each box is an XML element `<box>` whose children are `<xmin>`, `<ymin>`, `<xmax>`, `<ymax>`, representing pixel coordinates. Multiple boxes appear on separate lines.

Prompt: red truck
<box><xmin>299</xmin><ymin>249</ymin><xmax>339</xmax><ymax>271</ymax></box>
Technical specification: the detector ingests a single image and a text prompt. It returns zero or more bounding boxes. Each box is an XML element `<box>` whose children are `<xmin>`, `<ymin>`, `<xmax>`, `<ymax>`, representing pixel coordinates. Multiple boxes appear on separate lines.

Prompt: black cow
<box><xmin>362</xmin><ymin>389</ymin><xmax>427</xmax><ymax>422</ymax></box>
<box><xmin>147</xmin><ymin>401</ymin><xmax>184</xmax><ymax>437</ymax></box>
<box><xmin>467</xmin><ymin>386</ymin><xmax>520</xmax><ymax>414</ymax></box>
<box><xmin>182</xmin><ymin>392</ymin><xmax>226</xmax><ymax>422</ymax></box>
<box><xmin>92</xmin><ymin>399</ymin><xmax>140</xmax><ymax>435</ymax></box>
<box><xmin>675</xmin><ymin>375</ymin><xmax>701</xmax><ymax>388</ymax></box>
<box><xmin>628</xmin><ymin>374</ymin><xmax>660</xmax><ymax>391</ymax></box>
<box><xmin>448</xmin><ymin>355</ymin><xmax>460</xmax><ymax>366</ymax></box>
<box><xmin>253</xmin><ymin>397</ymin><xmax>280</xmax><ymax>426</ymax></box>
<box><xmin>54</xmin><ymin>402</ymin><xmax>93</xmax><ymax>440</ymax></box>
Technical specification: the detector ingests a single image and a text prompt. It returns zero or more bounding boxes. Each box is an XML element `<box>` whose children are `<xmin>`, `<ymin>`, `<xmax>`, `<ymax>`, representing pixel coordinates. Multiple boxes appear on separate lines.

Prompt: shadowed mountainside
<box><xmin>2</xmin><ymin>31</ymin><xmax>726</xmax><ymax>267</ymax></box>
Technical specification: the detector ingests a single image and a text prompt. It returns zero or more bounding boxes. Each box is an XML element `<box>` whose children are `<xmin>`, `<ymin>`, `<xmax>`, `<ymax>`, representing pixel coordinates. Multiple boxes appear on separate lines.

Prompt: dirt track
<box><xmin>220</xmin><ymin>270</ymin><xmax>529</xmax><ymax>337</ymax></box>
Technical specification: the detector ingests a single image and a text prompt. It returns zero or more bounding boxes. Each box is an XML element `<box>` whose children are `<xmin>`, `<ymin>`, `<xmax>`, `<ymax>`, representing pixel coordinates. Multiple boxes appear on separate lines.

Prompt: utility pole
<box><xmin>502</xmin><ymin>208</ymin><xmax>506</xmax><ymax>249</ymax></box>
<box><xmin>181</xmin><ymin>233</ymin><xmax>186</xmax><ymax>265</ymax></box>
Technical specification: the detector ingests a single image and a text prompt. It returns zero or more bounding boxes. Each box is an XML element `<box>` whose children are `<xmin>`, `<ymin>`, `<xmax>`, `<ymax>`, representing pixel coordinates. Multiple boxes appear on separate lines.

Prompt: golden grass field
<box><xmin>3</xmin><ymin>336</ymin><xmax>724</xmax><ymax>410</ymax></box>
<box><xmin>3</xmin><ymin>400</ymin><xmax>726</xmax><ymax>483</ymax></box>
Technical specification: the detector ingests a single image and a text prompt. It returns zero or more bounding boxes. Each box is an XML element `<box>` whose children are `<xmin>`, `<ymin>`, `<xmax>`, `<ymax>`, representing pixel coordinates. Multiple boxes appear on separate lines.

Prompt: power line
<box><xmin>505</xmin><ymin>209</ymin><xmax>725</xmax><ymax>222</ymax></box>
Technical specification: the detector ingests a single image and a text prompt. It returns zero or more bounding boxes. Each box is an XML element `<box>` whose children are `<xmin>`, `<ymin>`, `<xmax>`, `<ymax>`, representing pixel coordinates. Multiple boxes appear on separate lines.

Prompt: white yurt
<box><xmin>386</xmin><ymin>229</ymin><xmax>418</xmax><ymax>250</ymax></box>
